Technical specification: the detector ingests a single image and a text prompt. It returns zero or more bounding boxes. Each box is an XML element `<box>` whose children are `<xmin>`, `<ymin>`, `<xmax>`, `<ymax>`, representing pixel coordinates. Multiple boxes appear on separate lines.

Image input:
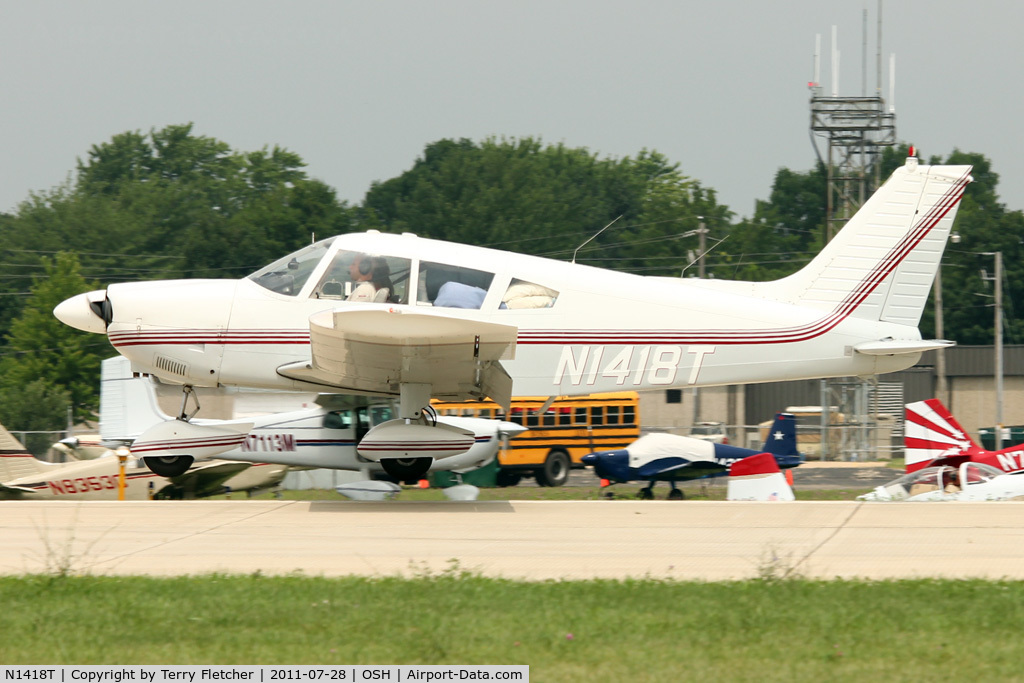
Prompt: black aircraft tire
<box><xmin>536</xmin><ymin>450</ymin><xmax>571</xmax><ymax>487</ymax></box>
<box><xmin>380</xmin><ymin>457</ymin><xmax>433</xmax><ymax>484</ymax></box>
<box><xmin>144</xmin><ymin>455</ymin><xmax>194</xmax><ymax>478</ymax></box>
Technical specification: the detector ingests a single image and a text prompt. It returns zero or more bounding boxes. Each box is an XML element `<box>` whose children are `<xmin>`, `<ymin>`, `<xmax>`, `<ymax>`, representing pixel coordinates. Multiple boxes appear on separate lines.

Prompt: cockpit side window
<box><xmin>247</xmin><ymin>239</ymin><xmax>335</xmax><ymax>296</ymax></box>
<box><xmin>500</xmin><ymin>278</ymin><xmax>558</xmax><ymax>309</ymax></box>
<box><xmin>417</xmin><ymin>262</ymin><xmax>494</xmax><ymax>309</ymax></box>
<box><xmin>314</xmin><ymin>251</ymin><xmax>412</xmax><ymax>305</ymax></box>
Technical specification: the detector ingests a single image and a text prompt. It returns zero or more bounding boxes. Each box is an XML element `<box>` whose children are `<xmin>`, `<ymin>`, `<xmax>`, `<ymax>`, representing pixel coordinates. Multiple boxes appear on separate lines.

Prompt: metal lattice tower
<box><xmin>810</xmin><ymin>94</ymin><xmax>895</xmax><ymax>242</ymax></box>
<box><xmin>809</xmin><ymin>9</ymin><xmax>896</xmax><ymax>242</ymax></box>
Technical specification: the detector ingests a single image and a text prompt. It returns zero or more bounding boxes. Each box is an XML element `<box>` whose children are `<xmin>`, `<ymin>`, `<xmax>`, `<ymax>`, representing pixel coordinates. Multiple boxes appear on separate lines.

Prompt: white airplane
<box><xmin>100</xmin><ymin>356</ymin><xmax>525</xmax><ymax>485</ymax></box>
<box><xmin>55</xmin><ymin>153</ymin><xmax>972</xmax><ymax>482</ymax></box>
<box><xmin>0</xmin><ymin>421</ymin><xmax>287</xmax><ymax>501</ymax></box>
<box><xmin>857</xmin><ymin>462</ymin><xmax>1024</xmax><ymax>502</ymax></box>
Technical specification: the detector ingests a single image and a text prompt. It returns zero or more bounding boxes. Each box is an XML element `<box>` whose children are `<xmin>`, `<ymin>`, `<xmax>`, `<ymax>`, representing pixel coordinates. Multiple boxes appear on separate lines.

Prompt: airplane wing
<box><xmin>277</xmin><ymin>307</ymin><xmax>518</xmax><ymax>410</ymax></box>
<box><xmin>166</xmin><ymin>461</ymin><xmax>253</xmax><ymax>498</ymax></box>
<box><xmin>636</xmin><ymin>458</ymin><xmax>727</xmax><ymax>480</ymax></box>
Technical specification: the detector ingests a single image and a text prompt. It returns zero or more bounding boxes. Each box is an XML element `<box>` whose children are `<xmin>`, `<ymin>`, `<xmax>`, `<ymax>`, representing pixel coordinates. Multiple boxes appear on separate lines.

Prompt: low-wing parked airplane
<box><xmin>857</xmin><ymin>461</ymin><xmax>1024</xmax><ymax>501</ymax></box>
<box><xmin>0</xmin><ymin>421</ymin><xmax>287</xmax><ymax>501</ymax></box>
<box><xmin>55</xmin><ymin>153</ymin><xmax>971</xmax><ymax>481</ymax></box>
<box><xmin>100</xmin><ymin>356</ymin><xmax>525</xmax><ymax>484</ymax></box>
<box><xmin>904</xmin><ymin>398</ymin><xmax>1024</xmax><ymax>474</ymax></box>
<box><xmin>581</xmin><ymin>412</ymin><xmax>801</xmax><ymax>499</ymax></box>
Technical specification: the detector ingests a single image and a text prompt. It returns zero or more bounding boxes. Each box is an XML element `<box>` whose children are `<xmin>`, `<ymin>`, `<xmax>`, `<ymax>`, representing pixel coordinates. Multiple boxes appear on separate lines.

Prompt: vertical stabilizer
<box><xmin>727</xmin><ymin>452</ymin><xmax>795</xmax><ymax>501</ymax></box>
<box><xmin>761</xmin><ymin>413</ymin><xmax>798</xmax><ymax>457</ymax></box>
<box><xmin>769</xmin><ymin>156</ymin><xmax>972</xmax><ymax>326</ymax></box>
<box><xmin>100</xmin><ymin>356</ymin><xmax>173</xmax><ymax>441</ymax></box>
<box><xmin>904</xmin><ymin>399</ymin><xmax>977</xmax><ymax>472</ymax></box>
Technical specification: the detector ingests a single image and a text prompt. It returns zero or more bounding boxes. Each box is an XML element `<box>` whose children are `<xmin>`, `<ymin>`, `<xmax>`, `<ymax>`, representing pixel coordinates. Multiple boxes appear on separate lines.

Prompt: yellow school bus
<box><xmin>431</xmin><ymin>392</ymin><xmax>640</xmax><ymax>487</ymax></box>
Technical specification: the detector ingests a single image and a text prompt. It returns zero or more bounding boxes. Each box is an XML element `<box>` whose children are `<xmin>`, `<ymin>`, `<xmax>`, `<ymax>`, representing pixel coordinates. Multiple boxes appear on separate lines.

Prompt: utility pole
<box><xmin>692</xmin><ymin>217</ymin><xmax>708</xmax><ymax>427</ymax></box>
<box><xmin>982</xmin><ymin>251</ymin><xmax>1004</xmax><ymax>450</ymax></box>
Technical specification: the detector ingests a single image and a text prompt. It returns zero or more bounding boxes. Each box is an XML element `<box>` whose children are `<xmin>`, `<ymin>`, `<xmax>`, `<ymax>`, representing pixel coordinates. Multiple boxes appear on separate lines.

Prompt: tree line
<box><xmin>1</xmin><ymin>124</ymin><xmax>1019</xmax><ymax>449</ymax></box>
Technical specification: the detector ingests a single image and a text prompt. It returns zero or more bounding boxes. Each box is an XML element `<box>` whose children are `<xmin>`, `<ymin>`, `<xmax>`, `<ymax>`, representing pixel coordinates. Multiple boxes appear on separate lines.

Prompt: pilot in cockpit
<box><xmin>347</xmin><ymin>254</ymin><xmax>394</xmax><ymax>303</ymax></box>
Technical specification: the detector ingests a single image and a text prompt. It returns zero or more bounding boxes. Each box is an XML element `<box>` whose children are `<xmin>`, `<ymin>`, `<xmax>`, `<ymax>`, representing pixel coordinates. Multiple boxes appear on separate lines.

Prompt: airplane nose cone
<box><xmin>581</xmin><ymin>453</ymin><xmax>598</xmax><ymax>466</ymax></box>
<box><xmin>54</xmin><ymin>290</ymin><xmax>110</xmax><ymax>334</ymax></box>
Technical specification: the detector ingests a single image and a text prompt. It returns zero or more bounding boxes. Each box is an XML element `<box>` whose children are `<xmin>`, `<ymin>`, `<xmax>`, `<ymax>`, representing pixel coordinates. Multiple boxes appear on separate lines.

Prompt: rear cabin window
<box><xmin>417</xmin><ymin>262</ymin><xmax>494</xmax><ymax>309</ymax></box>
<box><xmin>501</xmin><ymin>279</ymin><xmax>558</xmax><ymax>309</ymax></box>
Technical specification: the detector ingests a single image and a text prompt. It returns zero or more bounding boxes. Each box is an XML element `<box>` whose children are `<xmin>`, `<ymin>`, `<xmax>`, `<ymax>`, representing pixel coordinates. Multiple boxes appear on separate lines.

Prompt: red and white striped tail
<box><xmin>904</xmin><ymin>399</ymin><xmax>977</xmax><ymax>472</ymax></box>
<box><xmin>727</xmin><ymin>452</ymin><xmax>795</xmax><ymax>501</ymax></box>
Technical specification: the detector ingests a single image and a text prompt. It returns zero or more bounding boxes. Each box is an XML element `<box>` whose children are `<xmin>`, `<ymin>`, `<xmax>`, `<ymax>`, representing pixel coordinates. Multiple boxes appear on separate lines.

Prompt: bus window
<box><xmin>509</xmin><ymin>409</ymin><xmax>524</xmax><ymax>425</ymax></box>
<box><xmin>543</xmin><ymin>411</ymin><xmax>556</xmax><ymax>427</ymax></box>
<box><xmin>574</xmin><ymin>407</ymin><xmax>587</xmax><ymax>425</ymax></box>
<box><xmin>591</xmin><ymin>406</ymin><xmax>604</xmax><ymax>426</ymax></box>
<box><xmin>558</xmin><ymin>408</ymin><xmax>572</xmax><ymax>426</ymax></box>
<box><xmin>527</xmin><ymin>412</ymin><xmax>540</xmax><ymax>428</ymax></box>
<box><xmin>479</xmin><ymin>408</ymin><xmax>493</xmax><ymax>419</ymax></box>
<box><xmin>607</xmin><ymin>405</ymin><xmax>620</xmax><ymax>425</ymax></box>
<box><xmin>622</xmin><ymin>405</ymin><xmax>636</xmax><ymax>425</ymax></box>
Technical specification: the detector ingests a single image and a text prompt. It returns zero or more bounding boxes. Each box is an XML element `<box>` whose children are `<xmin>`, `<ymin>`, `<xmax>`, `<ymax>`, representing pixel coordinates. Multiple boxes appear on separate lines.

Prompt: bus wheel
<box><xmin>537</xmin><ymin>450</ymin><xmax>570</xmax><ymax>487</ymax></box>
<box><xmin>496</xmin><ymin>469</ymin><xmax>522</xmax><ymax>487</ymax></box>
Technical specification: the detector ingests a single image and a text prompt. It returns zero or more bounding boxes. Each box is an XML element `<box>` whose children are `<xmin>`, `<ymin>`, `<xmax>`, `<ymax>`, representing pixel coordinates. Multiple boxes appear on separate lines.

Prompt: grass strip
<box><xmin>1</xmin><ymin>574</ymin><xmax>1021</xmax><ymax>681</ymax></box>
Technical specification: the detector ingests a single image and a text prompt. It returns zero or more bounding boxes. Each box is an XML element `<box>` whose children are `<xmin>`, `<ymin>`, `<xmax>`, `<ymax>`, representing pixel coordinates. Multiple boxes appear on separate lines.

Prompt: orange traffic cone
<box><xmin>785</xmin><ymin>469</ymin><xmax>794</xmax><ymax>486</ymax></box>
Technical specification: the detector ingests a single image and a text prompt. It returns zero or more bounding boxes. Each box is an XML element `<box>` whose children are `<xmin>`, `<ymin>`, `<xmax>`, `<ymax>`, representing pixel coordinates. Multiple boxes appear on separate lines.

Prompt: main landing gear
<box><xmin>637</xmin><ymin>481</ymin><xmax>685</xmax><ymax>500</ymax></box>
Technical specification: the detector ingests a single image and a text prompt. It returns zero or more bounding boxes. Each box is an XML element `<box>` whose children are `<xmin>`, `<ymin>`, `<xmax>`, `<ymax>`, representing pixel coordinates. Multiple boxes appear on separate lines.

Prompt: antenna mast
<box><xmin>809</xmin><ymin>2</ymin><xmax>895</xmax><ymax>242</ymax></box>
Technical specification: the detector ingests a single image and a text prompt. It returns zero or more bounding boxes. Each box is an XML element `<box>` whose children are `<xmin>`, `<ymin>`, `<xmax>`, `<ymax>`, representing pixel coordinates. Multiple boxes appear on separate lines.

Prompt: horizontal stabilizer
<box><xmin>0</xmin><ymin>483</ymin><xmax>39</xmax><ymax>495</ymax></box>
<box><xmin>854</xmin><ymin>339</ymin><xmax>955</xmax><ymax>356</ymax></box>
<box><xmin>131</xmin><ymin>420</ymin><xmax>253</xmax><ymax>460</ymax></box>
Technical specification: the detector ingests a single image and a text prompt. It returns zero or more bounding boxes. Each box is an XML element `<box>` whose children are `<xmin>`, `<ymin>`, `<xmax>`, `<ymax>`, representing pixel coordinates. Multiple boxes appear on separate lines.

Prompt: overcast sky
<box><xmin>2</xmin><ymin>1</ymin><xmax>1021</xmax><ymax>222</ymax></box>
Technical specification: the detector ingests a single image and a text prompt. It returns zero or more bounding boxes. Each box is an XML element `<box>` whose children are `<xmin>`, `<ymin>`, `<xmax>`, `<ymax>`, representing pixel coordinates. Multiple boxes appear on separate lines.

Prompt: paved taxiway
<box><xmin>4</xmin><ymin>500</ymin><xmax>1024</xmax><ymax>581</ymax></box>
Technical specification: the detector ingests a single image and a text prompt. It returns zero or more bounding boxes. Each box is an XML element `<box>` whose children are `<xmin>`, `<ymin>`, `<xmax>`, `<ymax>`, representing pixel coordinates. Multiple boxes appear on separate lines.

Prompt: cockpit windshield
<box><xmin>247</xmin><ymin>238</ymin><xmax>336</xmax><ymax>296</ymax></box>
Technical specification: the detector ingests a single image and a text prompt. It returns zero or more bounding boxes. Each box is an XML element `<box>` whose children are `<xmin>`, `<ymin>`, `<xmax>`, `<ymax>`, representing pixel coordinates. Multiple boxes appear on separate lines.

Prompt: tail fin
<box><xmin>904</xmin><ymin>399</ymin><xmax>977</xmax><ymax>472</ymax></box>
<box><xmin>727</xmin><ymin>452</ymin><xmax>795</xmax><ymax>501</ymax></box>
<box><xmin>762</xmin><ymin>156</ymin><xmax>972</xmax><ymax>326</ymax></box>
<box><xmin>0</xmin><ymin>423</ymin><xmax>51</xmax><ymax>482</ymax></box>
<box><xmin>100</xmin><ymin>356</ymin><xmax>174</xmax><ymax>441</ymax></box>
<box><xmin>761</xmin><ymin>413</ymin><xmax>798</xmax><ymax>457</ymax></box>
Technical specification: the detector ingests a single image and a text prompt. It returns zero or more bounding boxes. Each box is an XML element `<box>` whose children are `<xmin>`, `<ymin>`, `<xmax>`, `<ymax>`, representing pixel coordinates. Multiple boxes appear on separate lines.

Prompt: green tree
<box><xmin>710</xmin><ymin>164</ymin><xmax>825</xmax><ymax>281</ymax></box>
<box><xmin>0</xmin><ymin>253</ymin><xmax>105</xmax><ymax>422</ymax></box>
<box><xmin>360</xmin><ymin>138</ymin><xmax>728</xmax><ymax>276</ymax></box>
<box><xmin>0</xmin><ymin>379</ymin><xmax>71</xmax><ymax>456</ymax></box>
